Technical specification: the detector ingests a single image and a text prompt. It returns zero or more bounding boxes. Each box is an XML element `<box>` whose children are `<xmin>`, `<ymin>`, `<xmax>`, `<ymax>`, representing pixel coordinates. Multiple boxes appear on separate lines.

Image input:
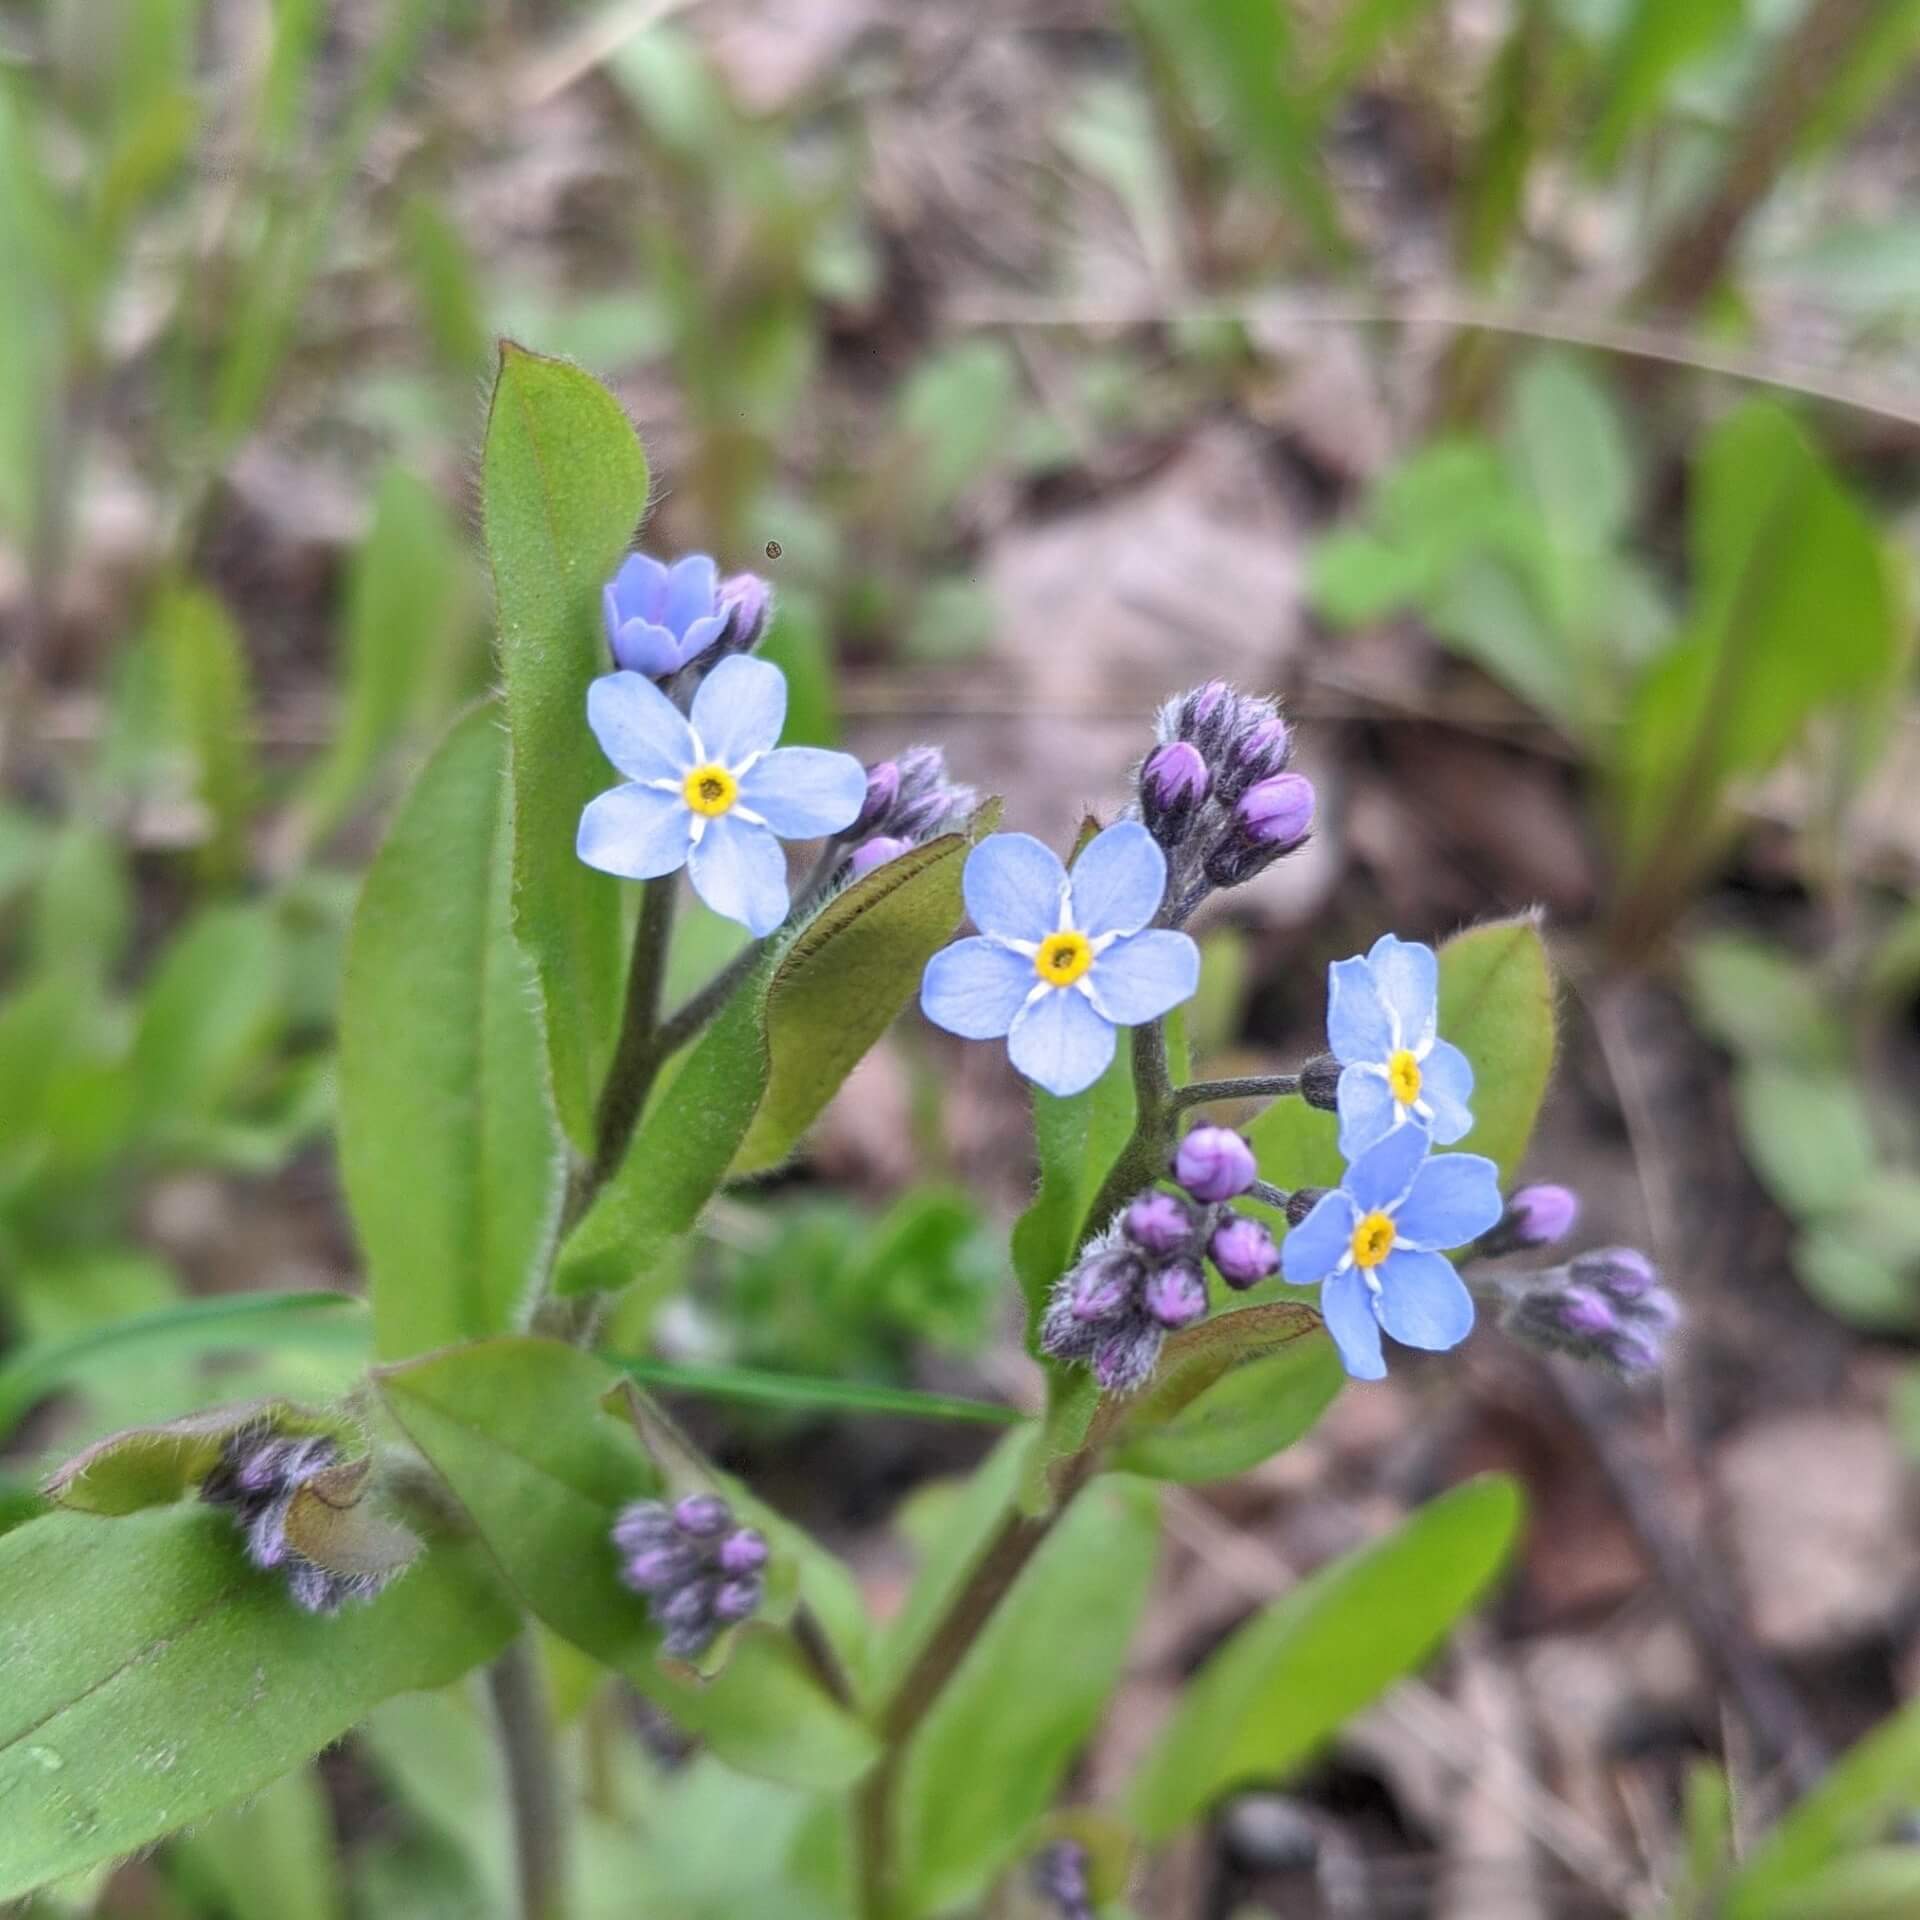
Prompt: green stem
<box><xmin>1079</xmin><ymin>1020</ymin><xmax>1177</xmax><ymax>1239</ymax></box>
<box><xmin>1169</xmin><ymin>1072</ymin><xmax>1300</xmax><ymax>1112</ymax></box>
<box><xmin>486</xmin><ymin>1635</ymin><xmax>568</xmax><ymax>1920</ymax></box>
<box><xmin>587</xmin><ymin>879</ymin><xmax>679</xmax><ymax>1193</ymax></box>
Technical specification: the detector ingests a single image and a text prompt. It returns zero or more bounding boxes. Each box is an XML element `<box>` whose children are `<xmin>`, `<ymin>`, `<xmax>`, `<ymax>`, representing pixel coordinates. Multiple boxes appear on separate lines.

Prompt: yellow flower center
<box><xmin>1351</xmin><ymin>1210</ymin><xmax>1396</xmax><ymax>1270</ymax></box>
<box><xmin>1034</xmin><ymin>930</ymin><xmax>1093</xmax><ymax>988</ymax></box>
<box><xmin>1388</xmin><ymin>1047</ymin><xmax>1422</xmax><ymax>1105</ymax></box>
<box><xmin>682</xmin><ymin>763</ymin><xmax>738</xmax><ymax>818</ymax></box>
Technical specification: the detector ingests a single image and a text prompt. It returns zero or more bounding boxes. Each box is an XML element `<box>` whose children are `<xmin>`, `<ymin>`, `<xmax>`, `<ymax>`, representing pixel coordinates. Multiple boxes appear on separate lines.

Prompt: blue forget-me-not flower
<box><xmin>1327</xmin><ymin>933</ymin><xmax>1475</xmax><ymax>1158</ymax></box>
<box><xmin>920</xmin><ymin>822</ymin><xmax>1199</xmax><ymax>1098</ymax></box>
<box><xmin>1280</xmin><ymin>1121</ymin><xmax>1502</xmax><ymax>1380</ymax></box>
<box><xmin>603</xmin><ymin>552</ymin><xmax>735</xmax><ymax>678</ymax></box>
<box><xmin>578</xmin><ymin>655</ymin><xmax>867</xmax><ymax>936</ymax></box>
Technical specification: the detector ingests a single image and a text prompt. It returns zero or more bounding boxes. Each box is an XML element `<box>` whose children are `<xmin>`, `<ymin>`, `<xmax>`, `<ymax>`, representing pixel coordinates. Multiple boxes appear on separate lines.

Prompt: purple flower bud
<box><xmin>1477</xmin><ymin>1183</ymin><xmax>1582</xmax><ymax>1257</ymax></box>
<box><xmin>1204</xmin><ymin>774</ymin><xmax>1316</xmax><ymax>888</ymax></box>
<box><xmin>1212</xmin><ymin>715</ymin><xmax>1292</xmax><ymax>807</ymax></box>
<box><xmin>611</xmin><ymin>1500</ymin><xmax>676</xmax><ymax>1555</ymax></box>
<box><xmin>1572</xmin><ymin>1246</ymin><xmax>1659</xmax><ymax>1302</ymax></box>
<box><xmin>1607</xmin><ymin>1327</ymin><xmax>1663</xmax><ymax>1377</ymax></box>
<box><xmin>848</xmin><ymin>835</ymin><xmax>911</xmax><ymax>879</ymax></box>
<box><xmin>1209</xmin><ymin>1213</ymin><xmax>1279</xmax><ymax>1289</ymax></box>
<box><xmin>673</xmin><ymin>1493</ymin><xmax>732</xmax><ymax>1537</ymax></box>
<box><xmin>715</xmin><ymin>571</ymin><xmax>773</xmax><ymax>655</ymax></box>
<box><xmin>1039</xmin><ymin>1288</ymin><xmax>1102</xmax><ymax>1363</ymax></box>
<box><xmin>1091</xmin><ymin>1321</ymin><xmax>1164</xmax><ymax>1394</ymax></box>
<box><xmin>1557</xmin><ymin>1285</ymin><xmax>1617</xmax><ymax>1338</ymax></box>
<box><xmin>1139</xmin><ymin>741</ymin><xmax>1211</xmax><ymax>849</ymax></box>
<box><xmin>853</xmin><ymin>761</ymin><xmax>901</xmax><ymax>839</ymax></box>
<box><xmin>712</xmin><ymin>1575</ymin><xmax>764</xmax><ymax>1624</ymax></box>
<box><xmin>621</xmin><ymin>1544</ymin><xmax>695</xmax><ymax>1594</ymax></box>
<box><xmin>1143</xmin><ymin>1260</ymin><xmax>1209</xmax><ymax>1330</ymax></box>
<box><xmin>659</xmin><ymin>1580</ymin><xmax>714</xmax><ymax>1630</ymax></box>
<box><xmin>1070</xmin><ymin>1250</ymin><xmax>1140</xmax><ymax>1322</ymax></box>
<box><xmin>1174</xmin><ymin>1126</ymin><xmax>1257</xmax><ymax>1204</ymax></box>
<box><xmin>1631</xmin><ymin>1287</ymin><xmax>1681</xmax><ymax>1332</ymax></box>
<box><xmin>1031</xmin><ymin>1840</ymin><xmax>1093</xmax><ymax>1917</ymax></box>
<box><xmin>1298</xmin><ymin>1052</ymin><xmax>1341</xmax><ymax>1113</ymax></box>
<box><xmin>1124</xmin><ymin>1188</ymin><xmax>1197</xmax><ymax>1256</ymax></box>
<box><xmin>717</xmin><ymin>1527</ymin><xmax>769</xmax><ymax>1576</ymax></box>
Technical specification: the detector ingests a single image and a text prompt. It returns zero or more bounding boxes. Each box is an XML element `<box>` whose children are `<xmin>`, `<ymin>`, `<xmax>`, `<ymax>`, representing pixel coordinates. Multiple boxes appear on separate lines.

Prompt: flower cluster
<box><xmin>1499</xmin><ymin>1246</ymin><xmax>1680</xmax><ymax>1377</ymax></box>
<box><xmin>612</xmin><ymin>1492</ymin><xmax>769</xmax><ymax>1660</ymax></box>
<box><xmin>921</xmin><ymin>823</ymin><xmax>1199</xmax><ymax>1098</ymax></box>
<box><xmin>199</xmin><ymin>1425</ymin><xmax>401</xmax><ymax>1616</ymax></box>
<box><xmin>1141</xmin><ymin>681</ymin><xmax>1315</xmax><ymax>899</ymax></box>
<box><xmin>1040</xmin><ymin>1124</ymin><xmax>1281</xmax><ymax>1390</ymax></box>
<box><xmin>846</xmin><ymin>744</ymin><xmax>979</xmax><ymax>879</ymax></box>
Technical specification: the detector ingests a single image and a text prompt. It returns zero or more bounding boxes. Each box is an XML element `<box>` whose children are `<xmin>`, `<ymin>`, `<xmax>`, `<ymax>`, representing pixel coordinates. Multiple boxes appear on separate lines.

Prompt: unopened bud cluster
<box><xmin>1041</xmin><ymin>1126</ymin><xmax>1280</xmax><ymax>1391</ymax></box>
<box><xmin>845</xmin><ymin>745</ymin><xmax>978</xmax><ymax>879</ymax></box>
<box><xmin>200</xmin><ymin>1425</ymin><xmax>394</xmax><ymax>1616</ymax></box>
<box><xmin>1139</xmin><ymin>682</ymin><xmax>1315</xmax><ymax>915</ymax></box>
<box><xmin>613</xmin><ymin>1493</ymin><xmax>769</xmax><ymax>1659</ymax></box>
<box><xmin>1498</xmin><ymin>1244</ymin><xmax>1679</xmax><ymax>1378</ymax></box>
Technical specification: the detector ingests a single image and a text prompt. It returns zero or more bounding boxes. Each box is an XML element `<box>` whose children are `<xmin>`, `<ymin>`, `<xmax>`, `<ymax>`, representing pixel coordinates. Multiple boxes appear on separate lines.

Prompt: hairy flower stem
<box><xmin>487</xmin><ymin>1634</ymin><xmax>568</xmax><ymax>1920</ymax></box>
<box><xmin>1078</xmin><ymin>1020</ymin><xmax>1178</xmax><ymax>1240</ymax></box>
<box><xmin>1169</xmin><ymin>1072</ymin><xmax>1301</xmax><ymax>1112</ymax></box>
<box><xmin>588</xmin><ymin>879</ymin><xmax>680</xmax><ymax>1193</ymax></box>
<box><xmin>856</xmin><ymin>1449</ymin><xmax>1101</xmax><ymax>1920</ymax></box>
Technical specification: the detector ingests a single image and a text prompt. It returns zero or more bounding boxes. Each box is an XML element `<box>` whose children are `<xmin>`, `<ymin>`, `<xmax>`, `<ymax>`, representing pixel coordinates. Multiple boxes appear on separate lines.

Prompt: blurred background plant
<box><xmin>5</xmin><ymin>0</ymin><xmax>1920</xmax><ymax>1913</ymax></box>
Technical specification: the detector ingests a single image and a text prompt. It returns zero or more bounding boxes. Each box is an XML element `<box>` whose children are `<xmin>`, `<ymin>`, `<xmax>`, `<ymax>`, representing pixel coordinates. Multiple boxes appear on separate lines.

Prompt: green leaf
<box><xmin>1011</xmin><ymin>1046</ymin><xmax>1139</xmax><ymax>1344</ymax></box>
<box><xmin>1618</xmin><ymin>404</ymin><xmax>1900</xmax><ymax>905</ymax></box>
<box><xmin>1753</xmin><ymin>1850</ymin><xmax>1920</xmax><ymax>1920</ymax></box>
<box><xmin>129</xmin><ymin>904</ymin><xmax>285</xmax><ymax>1144</ymax></box>
<box><xmin>1126</xmin><ymin>1474</ymin><xmax>1523</xmax><ymax>1838</ymax></box>
<box><xmin>0</xmin><ymin>1292</ymin><xmax>364</xmax><ymax>1443</ymax></box>
<box><xmin>1456</xmin><ymin>3</ymin><xmax>1546</xmax><ymax>283</ymax></box>
<box><xmin>482</xmin><ymin>344</ymin><xmax>651</xmax><ymax>1152</ymax></box>
<box><xmin>1686</xmin><ymin>934</ymin><xmax>1843</xmax><ymax>1068</ymax></box>
<box><xmin>375</xmin><ymin>1340</ymin><xmax>878</xmax><ymax>1789</ymax></box>
<box><xmin>898</xmin><ymin>340</ymin><xmax>1021</xmax><ymax>519</ymax></box>
<box><xmin>293</xmin><ymin>464</ymin><xmax>475</xmax><ymax>851</ymax></box>
<box><xmin>556</xmin><ymin>951</ymin><xmax>773</xmax><ymax>1296</ymax></box>
<box><xmin>1112</xmin><ymin>1314</ymin><xmax>1342</xmax><ymax>1483</ymax></box>
<box><xmin>894</xmin><ymin>1475</ymin><xmax>1161</xmax><ymax>1917</ymax></box>
<box><xmin>1587</xmin><ymin>0</ymin><xmax>1745</xmax><ymax>173</ymax></box>
<box><xmin>1724</xmin><ymin>1694</ymin><xmax>1920</xmax><ymax>1917</ymax></box>
<box><xmin>0</xmin><ymin>1504</ymin><xmax>516</xmax><ymax>1902</ymax></box>
<box><xmin>608</xmin><ymin>1355</ymin><xmax>1020</xmax><ymax>1428</ymax></box>
<box><xmin>1505</xmin><ymin>354</ymin><xmax>1632</xmax><ymax>554</ymax></box>
<box><xmin>43</xmin><ymin>1402</ymin><xmax>358</xmax><ymax>1517</ymax></box>
<box><xmin>1791</xmin><ymin>1173</ymin><xmax>1920</xmax><ymax>1330</ymax></box>
<box><xmin>737</xmin><ymin>830</ymin><xmax>975</xmax><ymax>1172</ymax></box>
<box><xmin>339</xmin><ymin>705</ymin><xmax>562</xmax><ymax>1360</ymax></box>
<box><xmin>28</xmin><ymin>824</ymin><xmax>130</xmax><ymax>989</ymax></box>
<box><xmin>153</xmin><ymin>583</ymin><xmax>258</xmax><ymax>890</ymax></box>
<box><xmin>1733</xmin><ymin>1064</ymin><xmax>1876</xmax><ymax>1221</ymax></box>
<box><xmin>171</xmin><ymin>1764</ymin><xmax>342</xmax><ymax>1920</ymax></box>
<box><xmin>399</xmin><ymin>194</ymin><xmax>490</xmax><ymax>378</ymax></box>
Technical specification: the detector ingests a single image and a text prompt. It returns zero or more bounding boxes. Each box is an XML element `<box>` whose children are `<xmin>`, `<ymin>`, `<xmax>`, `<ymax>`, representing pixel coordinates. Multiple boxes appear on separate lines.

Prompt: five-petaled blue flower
<box><xmin>577</xmin><ymin>655</ymin><xmax>867</xmax><ymax>936</ymax></box>
<box><xmin>603</xmin><ymin>552</ymin><xmax>729</xmax><ymax>678</ymax></box>
<box><xmin>1328</xmin><ymin>933</ymin><xmax>1474</xmax><ymax>1158</ymax></box>
<box><xmin>920</xmin><ymin>823</ymin><xmax>1199</xmax><ymax>1098</ymax></box>
<box><xmin>1280</xmin><ymin>1122</ymin><xmax>1501</xmax><ymax>1380</ymax></box>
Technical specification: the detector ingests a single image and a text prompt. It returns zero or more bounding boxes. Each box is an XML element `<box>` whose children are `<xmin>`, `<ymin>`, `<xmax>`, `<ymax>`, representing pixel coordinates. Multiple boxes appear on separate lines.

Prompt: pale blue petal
<box><xmin>1418</xmin><ymin>1039</ymin><xmax>1475</xmax><ymax>1145</ymax></box>
<box><xmin>1367</xmin><ymin>933</ymin><xmax>1438</xmax><ymax>1051</ymax></box>
<box><xmin>611</xmin><ymin>553</ymin><xmax>670</xmax><ymax>623</ymax></box>
<box><xmin>688</xmin><ymin>814</ymin><xmax>789</xmax><ymax>936</ymax></box>
<box><xmin>1327</xmin><ymin>955</ymin><xmax>1392</xmax><ymax>1064</ymax></box>
<box><xmin>676</xmin><ymin>611</ymin><xmax>728</xmax><ymax>667</ymax></box>
<box><xmin>577</xmin><ymin>784</ymin><xmax>691</xmax><ymax>880</ymax></box>
<box><xmin>921</xmin><ymin>938</ymin><xmax>1034</xmax><ymax>1040</ymax></box>
<box><xmin>611</xmin><ymin>620</ymin><xmax>686</xmax><ymax>677</ymax></box>
<box><xmin>1007</xmin><ymin>987</ymin><xmax>1116</xmax><ymax>1097</ymax></box>
<box><xmin>1343</xmin><ymin>1120</ymin><xmax>1430</xmax><ymax>1216</ymax></box>
<box><xmin>663</xmin><ymin>554</ymin><xmax>718</xmax><ymax>632</ymax></box>
<box><xmin>963</xmin><ymin>833</ymin><xmax>1066</xmax><ymax>945</ymax></box>
<box><xmin>1280</xmin><ymin>1188</ymin><xmax>1358</xmax><ymax>1286</ymax></box>
<box><xmin>738</xmin><ymin>747</ymin><xmax>867</xmax><ymax>840</ymax></box>
<box><xmin>1083</xmin><ymin>929</ymin><xmax>1199</xmax><ymax>1026</ymax></box>
<box><xmin>691</xmin><ymin>655</ymin><xmax>786</xmax><ymax>766</ymax></box>
<box><xmin>1067</xmin><ymin>821</ymin><xmax>1166</xmax><ymax>940</ymax></box>
<box><xmin>1393</xmin><ymin>1150</ymin><xmax>1502</xmax><ymax>1251</ymax></box>
<box><xmin>1375</xmin><ymin>1248</ymin><xmax>1475</xmax><ymax>1352</ymax></box>
<box><xmin>1335</xmin><ymin>1065</ymin><xmax>1399</xmax><ymax>1160</ymax></box>
<box><xmin>1321</xmin><ymin>1269</ymin><xmax>1386</xmax><ymax>1380</ymax></box>
<box><xmin>587</xmin><ymin>672</ymin><xmax>694</xmax><ymax>782</ymax></box>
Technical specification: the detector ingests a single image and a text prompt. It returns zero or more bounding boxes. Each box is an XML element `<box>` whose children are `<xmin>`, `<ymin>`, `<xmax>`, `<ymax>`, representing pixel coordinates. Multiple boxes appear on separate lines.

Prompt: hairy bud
<box><xmin>1173</xmin><ymin>1125</ymin><xmax>1257</xmax><ymax>1204</ymax></box>
<box><xmin>1203</xmin><ymin>773</ymin><xmax>1316</xmax><ymax>888</ymax></box>
<box><xmin>614</xmin><ymin>1494</ymin><xmax>768</xmax><ymax>1659</ymax></box>
<box><xmin>1477</xmin><ymin>1183</ymin><xmax>1581</xmax><ymax>1257</ymax></box>
<box><xmin>1209</xmin><ymin>1212</ymin><xmax>1279</xmax><ymax>1289</ymax></box>
<box><xmin>1124</xmin><ymin>1188</ymin><xmax>1199</xmax><ymax>1257</ymax></box>
<box><xmin>1298</xmin><ymin>1052</ymin><xmax>1341</xmax><ymax>1113</ymax></box>
<box><xmin>1139</xmin><ymin>741</ymin><xmax>1211</xmax><ymax>850</ymax></box>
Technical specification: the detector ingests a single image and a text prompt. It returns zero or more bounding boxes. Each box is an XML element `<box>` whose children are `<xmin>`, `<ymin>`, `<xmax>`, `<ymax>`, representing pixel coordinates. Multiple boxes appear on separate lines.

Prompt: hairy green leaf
<box><xmin>482</xmin><ymin>344</ymin><xmax>650</xmax><ymax>1151</ymax></box>
<box><xmin>1127</xmin><ymin>1474</ymin><xmax>1523</xmax><ymax>1837</ymax></box>
<box><xmin>0</xmin><ymin>1506</ymin><xmax>516</xmax><ymax>1901</ymax></box>
<box><xmin>339</xmin><ymin>705</ymin><xmax>562</xmax><ymax>1360</ymax></box>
